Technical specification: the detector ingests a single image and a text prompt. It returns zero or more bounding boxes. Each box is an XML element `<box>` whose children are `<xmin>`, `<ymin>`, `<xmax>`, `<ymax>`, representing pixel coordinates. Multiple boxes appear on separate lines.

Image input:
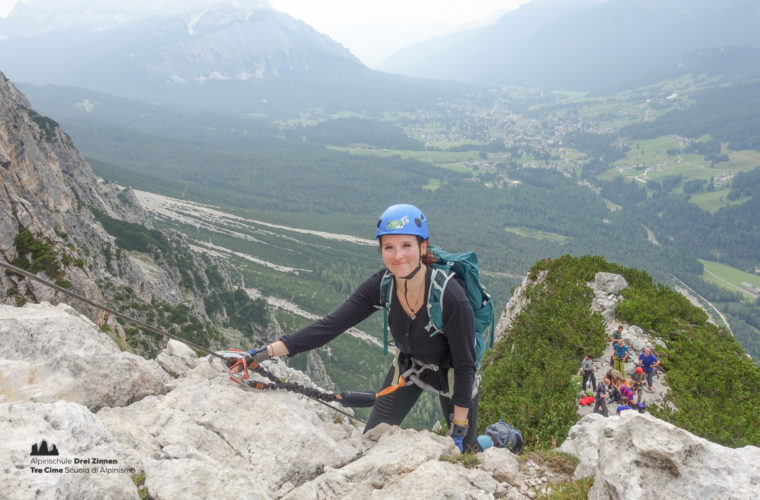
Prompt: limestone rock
<box><xmin>0</xmin><ymin>71</ymin><xmax>228</xmax><ymax>347</ymax></box>
<box><xmin>155</xmin><ymin>339</ymin><xmax>201</xmax><ymax>378</ymax></box>
<box><xmin>283</xmin><ymin>424</ymin><xmax>501</xmax><ymax>499</ymax></box>
<box><xmin>557</xmin><ymin>413</ymin><xmax>609</xmax><ymax>479</ymax></box>
<box><xmin>623</xmin><ymin>324</ymin><xmax>650</xmax><ymax>353</ymax></box>
<box><xmin>0</xmin><ymin>302</ymin><xmax>167</xmax><ymax>410</ymax></box>
<box><xmin>588</xmin><ymin>272</ymin><xmax>629</xmax><ymax>323</ymax></box>
<box><xmin>0</xmin><ymin>70</ymin><xmax>146</xmax><ymax>321</ymax></box>
<box><xmin>561</xmin><ymin>412</ymin><xmax>760</xmax><ymax>500</ymax></box>
<box><xmin>478</xmin><ymin>446</ymin><xmax>520</xmax><ymax>483</ymax></box>
<box><xmin>0</xmin><ymin>400</ymin><xmax>139</xmax><ymax>500</ymax></box>
<box><xmin>593</xmin><ymin>272</ymin><xmax>629</xmax><ymax>295</ymax></box>
<box><xmin>97</xmin><ymin>359</ymin><xmax>363</xmax><ymax>499</ymax></box>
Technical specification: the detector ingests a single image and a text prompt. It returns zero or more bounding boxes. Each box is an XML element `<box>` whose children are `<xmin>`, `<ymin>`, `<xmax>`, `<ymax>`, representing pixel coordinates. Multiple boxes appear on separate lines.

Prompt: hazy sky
<box><xmin>0</xmin><ymin>0</ymin><xmax>530</xmax><ymax>67</ymax></box>
<box><xmin>267</xmin><ymin>0</ymin><xmax>530</xmax><ymax>66</ymax></box>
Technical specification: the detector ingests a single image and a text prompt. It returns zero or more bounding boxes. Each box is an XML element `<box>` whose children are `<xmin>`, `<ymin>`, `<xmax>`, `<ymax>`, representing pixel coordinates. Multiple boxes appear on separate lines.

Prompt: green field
<box><xmin>689</xmin><ymin>189</ymin><xmax>750</xmax><ymax>213</ymax></box>
<box><xmin>595</xmin><ymin>137</ymin><xmax>759</xmax><ymax>212</ymax></box>
<box><xmin>700</xmin><ymin>259</ymin><xmax>760</xmax><ymax>299</ymax></box>
<box><xmin>330</xmin><ymin>145</ymin><xmax>481</xmax><ymax>173</ymax></box>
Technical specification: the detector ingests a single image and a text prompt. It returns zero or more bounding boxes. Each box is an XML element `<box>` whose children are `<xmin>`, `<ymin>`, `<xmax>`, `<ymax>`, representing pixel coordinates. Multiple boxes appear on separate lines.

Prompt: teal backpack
<box><xmin>377</xmin><ymin>245</ymin><xmax>495</xmax><ymax>367</ymax></box>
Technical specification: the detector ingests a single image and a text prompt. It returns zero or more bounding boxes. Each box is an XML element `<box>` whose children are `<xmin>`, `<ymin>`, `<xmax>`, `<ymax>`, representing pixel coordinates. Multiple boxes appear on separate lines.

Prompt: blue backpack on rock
<box><xmin>481</xmin><ymin>420</ymin><xmax>523</xmax><ymax>453</ymax></box>
<box><xmin>377</xmin><ymin>245</ymin><xmax>495</xmax><ymax>367</ymax></box>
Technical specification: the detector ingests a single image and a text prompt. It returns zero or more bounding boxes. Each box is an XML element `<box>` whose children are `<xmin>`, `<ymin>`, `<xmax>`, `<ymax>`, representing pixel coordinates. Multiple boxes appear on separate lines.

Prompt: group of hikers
<box><xmin>580</xmin><ymin>325</ymin><xmax>661</xmax><ymax>417</ymax></box>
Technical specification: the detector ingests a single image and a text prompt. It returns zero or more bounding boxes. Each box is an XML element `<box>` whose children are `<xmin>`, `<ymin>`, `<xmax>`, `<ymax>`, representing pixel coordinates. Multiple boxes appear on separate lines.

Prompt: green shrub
<box><xmin>91</xmin><ymin>208</ymin><xmax>171</xmax><ymax>256</ymax></box>
<box><xmin>12</xmin><ymin>226</ymin><xmax>65</xmax><ymax>280</ymax></box>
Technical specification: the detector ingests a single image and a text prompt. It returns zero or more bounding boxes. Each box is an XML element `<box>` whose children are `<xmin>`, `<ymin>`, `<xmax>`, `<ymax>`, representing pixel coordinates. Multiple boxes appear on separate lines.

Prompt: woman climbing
<box><xmin>237</xmin><ymin>204</ymin><xmax>479</xmax><ymax>452</ymax></box>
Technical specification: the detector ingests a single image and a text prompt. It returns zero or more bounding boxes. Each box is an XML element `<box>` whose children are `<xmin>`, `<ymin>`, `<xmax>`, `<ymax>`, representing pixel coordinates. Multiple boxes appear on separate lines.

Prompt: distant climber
<box><xmin>593</xmin><ymin>376</ymin><xmax>611</xmax><ymax>417</ymax></box>
<box><xmin>638</xmin><ymin>346</ymin><xmax>660</xmax><ymax>392</ymax></box>
<box><xmin>606</xmin><ymin>369</ymin><xmax>624</xmax><ymax>403</ymax></box>
<box><xmin>631</xmin><ymin>367</ymin><xmax>646</xmax><ymax>403</ymax></box>
<box><xmin>616</xmin><ymin>397</ymin><xmax>634</xmax><ymax>415</ymax></box>
<box><xmin>609</xmin><ymin>325</ymin><xmax>624</xmax><ymax>367</ymax></box>
<box><xmin>613</xmin><ymin>338</ymin><xmax>630</xmax><ymax>378</ymax></box>
<box><xmin>617</xmin><ymin>378</ymin><xmax>634</xmax><ymax>407</ymax></box>
<box><xmin>611</xmin><ymin>325</ymin><xmax>624</xmax><ymax>344</ymax></box>
<box><xmin>580</xmin><ymin>354</ymin><xmax>596</xmax><ymax>391</ymax></box>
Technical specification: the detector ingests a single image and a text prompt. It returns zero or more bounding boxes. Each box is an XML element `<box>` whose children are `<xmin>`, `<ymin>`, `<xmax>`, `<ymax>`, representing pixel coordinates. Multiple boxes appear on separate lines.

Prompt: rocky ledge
<box><xmin>1</xmin><ymin>302</ymin><xmax>758</xmax><ymax>499</ymax></box>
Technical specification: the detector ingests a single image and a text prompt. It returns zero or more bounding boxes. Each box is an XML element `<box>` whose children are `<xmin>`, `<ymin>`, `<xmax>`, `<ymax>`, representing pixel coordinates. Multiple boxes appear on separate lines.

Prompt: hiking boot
<box><xmin>646</xmin><ymin>387</ymin><xmax>653</xmax><ymax>392</ymax></box>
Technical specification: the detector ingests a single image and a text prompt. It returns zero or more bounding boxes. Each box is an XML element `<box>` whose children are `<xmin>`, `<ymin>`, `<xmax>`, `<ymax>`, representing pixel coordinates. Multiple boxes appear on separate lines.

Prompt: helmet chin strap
<box><xmin>399</xmin><ymin>260</ymin><xmax>423</xmax><ymax>318</ymax></box>
<box><xmin>398</xmin><ymin>242</ymin><xmax>425</xmax><ymax>317</ymax></box>
<box><xmin>399</xmin><ymin>261</ymin><xmax>422</xmax><ymax>281</ymax></box>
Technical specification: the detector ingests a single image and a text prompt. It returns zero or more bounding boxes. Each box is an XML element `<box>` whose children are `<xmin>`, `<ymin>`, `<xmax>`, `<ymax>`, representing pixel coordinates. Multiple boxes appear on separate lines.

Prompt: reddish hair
<box><xmin>421</xmin><ymin>242</ymin><xmax>436</xmax><ymax>265</ymax></box>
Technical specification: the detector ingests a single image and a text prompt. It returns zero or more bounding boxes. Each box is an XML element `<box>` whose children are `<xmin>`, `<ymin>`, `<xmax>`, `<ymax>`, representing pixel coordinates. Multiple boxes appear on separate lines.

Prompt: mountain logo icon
<box><xmin>30</xmin><ymin>440</ymin><xmax>59</xmax><ymax>456</ymax></box>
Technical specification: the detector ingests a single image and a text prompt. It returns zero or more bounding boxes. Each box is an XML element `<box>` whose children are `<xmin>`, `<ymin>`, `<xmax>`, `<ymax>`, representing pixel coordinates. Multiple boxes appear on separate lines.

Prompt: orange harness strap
<box><xmin>375</xmin><ymin>376</ymin><xmax>407</xmax><ymax>397</ymax></box>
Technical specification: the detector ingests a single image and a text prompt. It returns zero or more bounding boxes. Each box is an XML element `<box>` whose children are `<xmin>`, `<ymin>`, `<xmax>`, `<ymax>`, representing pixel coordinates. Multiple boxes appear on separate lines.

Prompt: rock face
<box><xmin>0</xmin><ymin>302</ymin><xmax>536</xmax><ymax>499</ymax></box>
<box><xmin>494</xmin><ymin>270</ymin><xmax>547</xmax><ymax>344</ymax></box>
<box><xmin>560</xmin><ymin>413</ymin><xmax>760</xmax><ymax>500</ymax></box>
<box><xmin>0</xmin><ymin>70</ymin><xmax>246</xmax><ymax>355</ymax></box>
<box><xmin>0</xmin><ymin>303</ymin><xmax>167</xmax><ymax>410</ymax></box>
<box><xmin>283</xmin><ymin>423</ymin><xmax>507</xmax><ymax>499</ymax></box>
<box><xmin>0</xmin><ymin>69</ymin><xmax>167</xmax><ymax>317</ymax></box>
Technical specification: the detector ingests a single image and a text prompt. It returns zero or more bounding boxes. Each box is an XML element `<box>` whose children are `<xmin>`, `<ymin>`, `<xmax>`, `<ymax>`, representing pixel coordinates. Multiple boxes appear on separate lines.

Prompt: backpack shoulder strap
<box><xmin>375</xmin><ymin>271</ymin><xmax>394</xmax><ymax>354</ymax></box>
<box><xmin>425</xmin><ymin>264</ymin><xmax>454</xmax><ymax>336</ymax></box>
<box><xmin>377</xmin><ymin>270</ymin><xmax>393</xmax><ymax>308</ymax></box>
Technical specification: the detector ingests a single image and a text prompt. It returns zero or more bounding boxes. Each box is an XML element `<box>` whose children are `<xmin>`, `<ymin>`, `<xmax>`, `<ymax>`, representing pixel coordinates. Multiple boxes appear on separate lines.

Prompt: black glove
<box><xmin>245</xmin><ymin>346</ymin><xmax>271</xmax><ymax>366</ymax></box>
<box><xmin>224</xmin><ymin>347</ymin><xmax>270</xmax><ymax>373</ymax></box>
<box><xmin>449</xmin><ymin>422</ymin><xmax>469</xmax><ymax>453</ymax></box>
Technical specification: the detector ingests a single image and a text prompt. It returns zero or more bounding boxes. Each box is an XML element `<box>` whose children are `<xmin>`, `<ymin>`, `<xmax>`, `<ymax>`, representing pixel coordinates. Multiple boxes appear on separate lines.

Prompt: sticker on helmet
<box><xmin>385</xmin><ymin>215</ymin><xmax>409</xmax><ymax>230</ymax></box>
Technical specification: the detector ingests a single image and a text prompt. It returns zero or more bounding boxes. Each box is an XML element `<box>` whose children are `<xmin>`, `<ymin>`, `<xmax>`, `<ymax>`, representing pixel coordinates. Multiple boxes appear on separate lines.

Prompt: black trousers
<box><xmin>593</xmin><ymin>397</ymin><xmax>608</xmax><ymax>417</ymax></box>
<box><xmin>364</xmin><ymin>364</ymin><xmax>480</xmax><ymax>451</ymax></box>
<box><xmin>582</xmin><ymin>370</ymin><xmax>597</xmax><ymax>391</ymax></box>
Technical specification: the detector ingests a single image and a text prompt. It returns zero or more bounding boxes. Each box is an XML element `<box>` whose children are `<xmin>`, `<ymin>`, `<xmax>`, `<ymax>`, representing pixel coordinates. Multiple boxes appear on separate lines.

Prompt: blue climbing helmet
<box><xmin>376</xmin><ymin>204</ymin><xmax>429</xmax><ymax>240</ymax></box>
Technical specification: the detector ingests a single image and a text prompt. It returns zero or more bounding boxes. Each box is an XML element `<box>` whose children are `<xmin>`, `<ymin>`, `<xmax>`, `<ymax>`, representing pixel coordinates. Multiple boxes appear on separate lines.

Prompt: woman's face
<box><xmin>380</xmin><ymin>234</ymin><xmax>426</xmax><ymax>277</ymax></box>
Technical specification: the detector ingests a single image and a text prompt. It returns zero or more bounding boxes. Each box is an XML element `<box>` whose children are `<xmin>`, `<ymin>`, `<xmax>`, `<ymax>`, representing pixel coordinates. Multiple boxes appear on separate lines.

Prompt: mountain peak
<box><xmin>0</xmin><ymin>0</ymin><xmax>273</xmax><ymax>38</ymax></box>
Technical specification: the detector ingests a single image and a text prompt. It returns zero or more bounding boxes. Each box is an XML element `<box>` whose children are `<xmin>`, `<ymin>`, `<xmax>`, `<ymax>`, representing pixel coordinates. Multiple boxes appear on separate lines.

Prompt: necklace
<box><xmin>400</xmin><ymin>276</ymin><xmax>425</xmax><ymax>319</ymax></box>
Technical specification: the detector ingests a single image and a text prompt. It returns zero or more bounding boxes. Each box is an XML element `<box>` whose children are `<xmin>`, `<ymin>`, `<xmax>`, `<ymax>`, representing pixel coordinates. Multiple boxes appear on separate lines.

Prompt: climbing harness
<box><xmin>375</xmin><ymin>357</ymin><xmax>450</xmax><ymax>398</ymax></box>
<box><xmin>0</xmin><ymin>261</ymin><xmax>366</xmax><ymax>423</ymax></box>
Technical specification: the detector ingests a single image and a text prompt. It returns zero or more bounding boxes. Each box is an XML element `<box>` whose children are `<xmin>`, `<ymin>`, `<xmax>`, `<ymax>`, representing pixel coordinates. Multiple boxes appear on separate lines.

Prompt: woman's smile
<box><xmin>381</xmin><ymin>234</ymin><xmax>424</xmax><ymax>276</ymax></box>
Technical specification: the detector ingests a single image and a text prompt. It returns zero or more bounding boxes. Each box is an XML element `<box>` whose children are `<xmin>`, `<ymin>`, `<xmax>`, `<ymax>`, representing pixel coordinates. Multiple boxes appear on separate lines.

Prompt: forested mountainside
<box><xmin>0</xmin><ymin>71</ymin><xmax>269</xmax><ymax>357</ymax></box>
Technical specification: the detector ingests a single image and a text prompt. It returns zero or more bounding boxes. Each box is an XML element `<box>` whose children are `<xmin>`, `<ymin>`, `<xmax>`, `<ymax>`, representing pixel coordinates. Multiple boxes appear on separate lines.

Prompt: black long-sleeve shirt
<box><xmin>281</xmin><ymin>267</ymin><xmax>477</xmax><ymax>407</ymax></box>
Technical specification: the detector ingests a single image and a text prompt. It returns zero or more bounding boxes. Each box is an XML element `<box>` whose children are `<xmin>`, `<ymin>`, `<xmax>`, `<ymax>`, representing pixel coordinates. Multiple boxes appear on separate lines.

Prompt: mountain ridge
<box><xmin>380</xmin><ymin>0</ymin><xmax>760</xmax><ymax>90</ymax></box>
<box><xmin>0</xmin><ymin>69</ymin><xmax>271</xmax><ymax>357</ymax></box>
